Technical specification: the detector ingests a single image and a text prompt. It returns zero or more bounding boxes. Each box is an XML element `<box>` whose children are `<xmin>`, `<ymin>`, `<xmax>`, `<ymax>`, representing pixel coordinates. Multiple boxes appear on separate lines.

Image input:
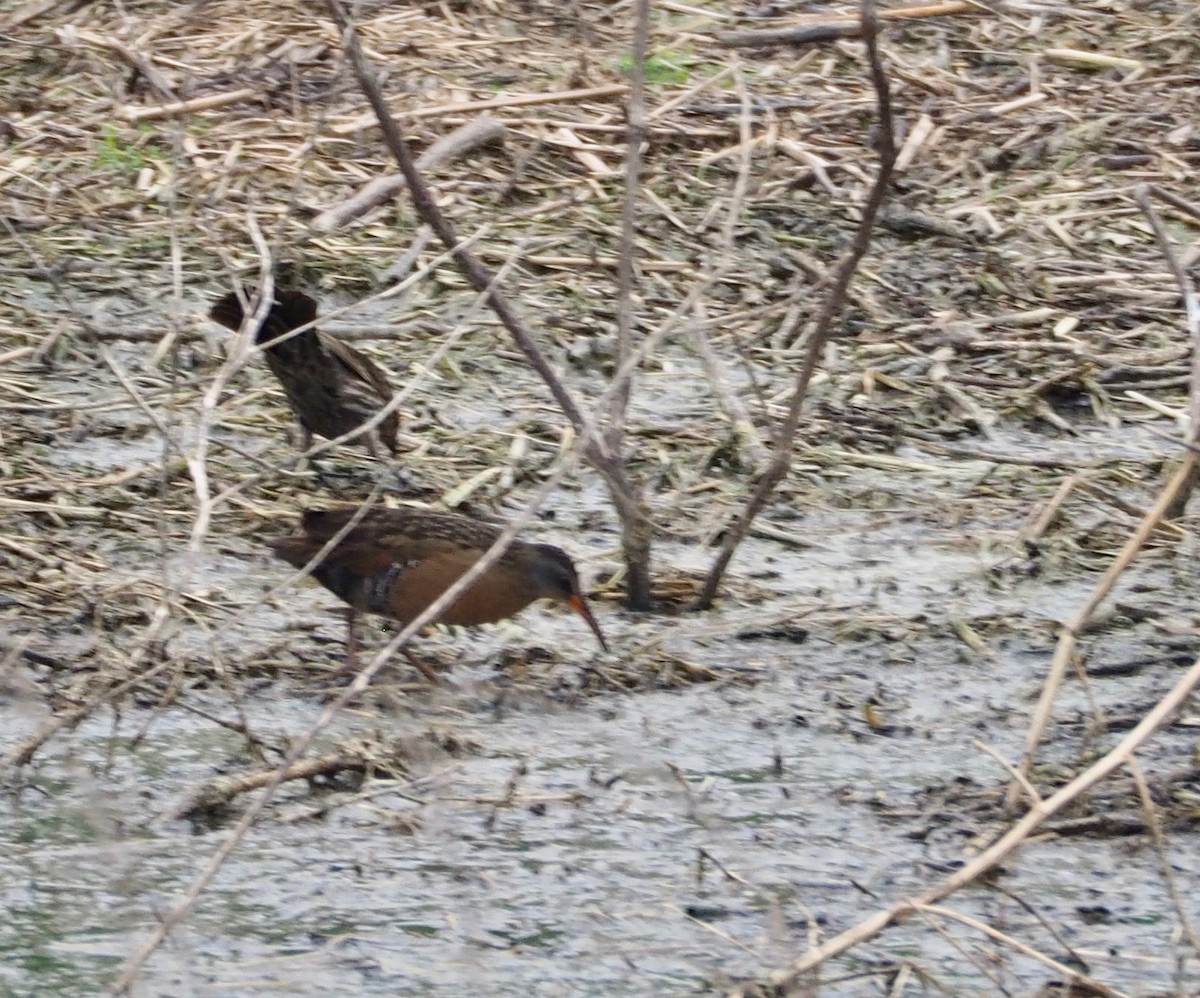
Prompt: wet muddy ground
<box><xmin>4</xmin><ymin>0</ymin><xmax>1200</xmax><ymax>994</ymax></box>
<box><xmin>6</xmin><ymin>654</ymin><xmax>1195</xmax><ymax>998</ymax></box>
<box><xmin>4</xmin><ymin>308</ymin><xmax>1200</xmax><ymax>996</ymax></box>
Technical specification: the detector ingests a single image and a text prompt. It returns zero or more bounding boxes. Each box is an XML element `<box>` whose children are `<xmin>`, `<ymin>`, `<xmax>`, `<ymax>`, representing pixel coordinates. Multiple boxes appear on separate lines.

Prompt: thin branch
<box><xmin>186</xmin><ymin>215</ymin><xmax>272</xmax><ymax>553</ymax></box>
<box><xmin>325</xmin><ymin>0</ymin><xmax>654</xmax><ymax>608</ymax></box>
<box><xmin>1126</xmin><ymin>756</ymin><xmax>1200</xmax><ymax>953</ymax></box>
<box><xmin>697</xmin><ymin>0</ymin><xmax>896</xmax><ymax>609</ymax></box>
<box><xmin>608</xmin><ymin>0</ymin><xmax>649</xmax><ymax>452</ymax></box>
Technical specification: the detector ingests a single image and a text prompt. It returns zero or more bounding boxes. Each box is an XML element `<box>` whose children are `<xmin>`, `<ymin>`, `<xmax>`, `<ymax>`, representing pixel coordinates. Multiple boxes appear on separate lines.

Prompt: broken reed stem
<box><xmin>325</xmin><ymin>0</ymin><xmax>654</xmax><ymax>609</ymax></box>
<box><xmin>741</xmin><ymin>650</ymin><xmax>1200</xmax><ymax>993</ymax></box>
<box><xmin>685</xmin><ymin>70</ymin><xmax>769</xmax><ymax>472</ymax></box>
<box><xmin>696</xmin><ymin>0</ymin><xmax>896</xmax><ymax>609</ymax></box>
<box><xmin>169</xmin><ymin>745</ymin><xmax>397</xmax><ymax>821</ymax></box>
<box><xmin>1006</xmin><ymin>185</ymin><xmax>1200</xmax><ymax>810</ymax></box>
<box><xmin>1126</xmin><ymin>756</ymin><xmax>1200</xmax><ymax>952</ymax></box>
<box><xmin>608</xmin><ymin>0</ymin><xmax>649</xmax><ymax>453</ymax></box>
<box><xmin>331</xmin><ymin>83</ymin><xmax>628</xmax><ymax>135</ymax></box>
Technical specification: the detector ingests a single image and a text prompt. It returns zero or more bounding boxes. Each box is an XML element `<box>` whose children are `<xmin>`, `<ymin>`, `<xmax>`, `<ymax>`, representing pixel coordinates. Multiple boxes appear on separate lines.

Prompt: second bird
<box><xmin>268</xmin><ymin>505</ymin><xmax>609</xmax><ymax>681</ymax></box>
<box><xmin>210</xmin><ymin>288</ymin><xmax>399</xmax><ymax>459</ymax></box>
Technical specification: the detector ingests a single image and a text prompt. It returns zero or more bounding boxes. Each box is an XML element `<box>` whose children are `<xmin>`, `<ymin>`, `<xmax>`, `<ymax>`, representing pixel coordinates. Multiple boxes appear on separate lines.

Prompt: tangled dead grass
<box><xmin>2</xmin><ymin>0</ymin><xmax>1197</xmax><ymax>687</ymax></box>
<box><xmin>2</xmin><ymin>0</ymin><xmax>1200</xmax><ymax>993</ymax></box>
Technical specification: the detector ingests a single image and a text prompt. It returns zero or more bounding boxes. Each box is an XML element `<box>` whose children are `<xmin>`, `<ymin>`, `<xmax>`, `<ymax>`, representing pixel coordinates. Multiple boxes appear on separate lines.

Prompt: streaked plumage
<box><xmin>269</xmin><ymin>505</ymin><xmax>609</xmax><ymax>681</ymax></box>
<box><xmin>210</xmin><ymin>289</ymin><xmax>398</xmax><ymax>458</ymax></box>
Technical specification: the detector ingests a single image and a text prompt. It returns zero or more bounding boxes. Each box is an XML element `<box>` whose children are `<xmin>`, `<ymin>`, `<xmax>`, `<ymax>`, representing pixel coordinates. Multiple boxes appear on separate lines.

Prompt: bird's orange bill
<box><xmin>568</xmin><ymin>594</ymin><xmax>609</xmax><ymax>652</ymax></box>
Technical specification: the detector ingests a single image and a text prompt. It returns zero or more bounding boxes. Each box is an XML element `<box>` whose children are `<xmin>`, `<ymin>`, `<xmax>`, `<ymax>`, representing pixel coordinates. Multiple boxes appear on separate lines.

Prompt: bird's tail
<box><xmin>208</xmin><ymin>289</ymin><xmax>319</xmax><ymax>346</ymax></box>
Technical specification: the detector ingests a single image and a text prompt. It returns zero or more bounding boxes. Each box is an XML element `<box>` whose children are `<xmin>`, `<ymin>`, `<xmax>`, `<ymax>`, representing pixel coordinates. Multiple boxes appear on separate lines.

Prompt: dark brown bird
<box><xmin>209</xmin><ymin>288</ymin><xmax>399</xmax><ymax>459</ymax></box>
<box><xmin>268</xmin><ymin>506</ymin><xmax>609</xmax><ymax>681</ymax></box>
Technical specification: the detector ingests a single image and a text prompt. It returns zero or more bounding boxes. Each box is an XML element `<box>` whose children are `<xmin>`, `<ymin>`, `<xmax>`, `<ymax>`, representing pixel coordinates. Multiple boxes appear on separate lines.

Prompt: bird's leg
<box><xmin>365</xmin><ymin>429</ymin><xmax>387</xmax><ymax>462</ymax></box>
<box><xmin>293</xmin><ymin>426</ymin><xmax>314</xmax><ymax>471</ymax></box>
<box><xmin>401</xmin><ymin>647</ymin><xmax>443</xmax><ymax>686</ymax></box>
<box><xmin>298</xmin><ymin>426</ymin><xmax>348</xmax><ymax>491</ymax></box>
<box><xmin>340</xmin><ymin>607</ymin><xmax>360</xmax><ymax>678</ymax></box>
<box><xmin>342</xmin><ymin>609</ymin><xmax>439</xmax><ymax>686</ymax></box>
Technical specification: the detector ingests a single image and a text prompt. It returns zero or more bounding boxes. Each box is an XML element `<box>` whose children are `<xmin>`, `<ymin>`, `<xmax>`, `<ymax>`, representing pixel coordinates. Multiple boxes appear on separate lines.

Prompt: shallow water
<box><xmin>4</xmin><ymin>292</ymin><xmax>1199</xmax><ymax>996</ymax></box>
<box><xmin>4</xmin><ymin>585</ymin><xmax>1197</xmax><ymax>998</ymax></box>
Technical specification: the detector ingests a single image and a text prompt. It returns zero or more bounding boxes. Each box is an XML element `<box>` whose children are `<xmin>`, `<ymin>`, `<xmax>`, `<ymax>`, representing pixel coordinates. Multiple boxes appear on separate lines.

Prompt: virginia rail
<box><xmin>268</xmin><ymin>506</ymin><xmax>609</xmax><ymax>681</ymax></box>
<box><xmin>209</xmin><ymin>288</ymin><xmax>399</xmax><ymax>459</ymax></box>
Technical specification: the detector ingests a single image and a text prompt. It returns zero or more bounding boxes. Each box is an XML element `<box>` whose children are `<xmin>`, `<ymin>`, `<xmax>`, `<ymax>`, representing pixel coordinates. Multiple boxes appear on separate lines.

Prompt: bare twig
<box><xmin>604</xmin><ymin>0</ymin><xmax>653</xmax><ymax>602</ymax></box>
<box><xmin>187</xmin><ymin>216</ymin><xmax>272</xmax><ymax>552</ymax></box>
<box><xmin>1135</xmin><ymin>186</ymin><xmax>1200</xmax><ymax>427</ymax></box>
<box><xmin>687</xmin><ymin>70</ymin><xmax>769</xmax><ymax>471</ymax></box>
<box><xmin>324</xmin><ymin>0</ymin><xmax>653</xmax><ymax>608</ymax></box>
<box><xmin>168</xmin><ymin>743</ymin><xmax>403</xmax><ymax>821</ymax></box>
<box><xmin>1126</xmin><ymin>756</ymin><xmax>1200</xmax><ymax>953</ymax></box>
<box><xmin>609</xmin><ymin>0</ymin><xmax>649</xmax><ymax>453</ymax></box>
<box><xmin>697</xmin><ymin>0</ymin><xmax>895</xmax><ymax>608</ymax></box>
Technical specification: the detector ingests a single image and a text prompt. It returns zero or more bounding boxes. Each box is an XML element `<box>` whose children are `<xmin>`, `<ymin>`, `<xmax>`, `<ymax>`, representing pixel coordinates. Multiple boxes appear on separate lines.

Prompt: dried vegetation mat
<box><xmin>3</xmin><ymin>0</ymin><xmax>1200</xmax><ymax>991</ymax></box>
<box><xmin>2</xmin><ymin>0</ymin><xmax>1200</xmax><ymax>949</ymax></box>
<box><xmin>0</xmin><ymin>1</ymin><xmax>1193</xmax><ymax>678</ymax></box>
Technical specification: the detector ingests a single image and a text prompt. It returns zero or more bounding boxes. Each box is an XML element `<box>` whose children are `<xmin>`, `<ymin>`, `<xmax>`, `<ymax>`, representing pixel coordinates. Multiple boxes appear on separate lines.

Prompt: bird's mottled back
<box><xmin>208</xmin><ymin>286</ymin><xmax>398</xmax><ymax>457</ymax></box>
<box><xmin>267</xmin><ymin>505</ymin><xmax>609</xmax><ymax>651</ymax></box>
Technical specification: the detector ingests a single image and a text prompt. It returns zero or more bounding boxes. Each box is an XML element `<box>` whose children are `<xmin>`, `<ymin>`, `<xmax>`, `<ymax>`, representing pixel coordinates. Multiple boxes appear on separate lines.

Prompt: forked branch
<box><xmin>325</xmin><ymin>0</ymin><xmax>654</xmax><ymax>608</ymax></box>
<box><xmin>696</xmin><ymin>0</ymin><xmax>896</xmax><ymax>609</ymax></box>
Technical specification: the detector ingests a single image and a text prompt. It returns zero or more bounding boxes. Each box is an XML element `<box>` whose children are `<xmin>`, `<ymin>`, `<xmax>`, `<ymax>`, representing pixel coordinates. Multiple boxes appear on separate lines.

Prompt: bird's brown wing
<box><xmin>298</xmin><ymin>506</ymin><xmax>377</xmax><ymax>541</ymax></box>
<box><xmin>286</xmin><ymin>508</ymin><xmax>471</xmax><ymax>566</ymax></box>
<box><xmin>320</xmin><ymin>335</ymin><xmax>399</xmax><ymax>452</ymax></box>
<box><xmin>299</xmin><ymin>507</ymin><xmax>505</xmax><ymax>550</ymax></box>
<box><xmin>267</xmin><ymin>533</ymin><xmax>429</xmax><ymax>576</ymax></box>
<box><xmin>323</xmin><ymin>336</ymin><xmax>394</xmax><ymax>401</ymax></box>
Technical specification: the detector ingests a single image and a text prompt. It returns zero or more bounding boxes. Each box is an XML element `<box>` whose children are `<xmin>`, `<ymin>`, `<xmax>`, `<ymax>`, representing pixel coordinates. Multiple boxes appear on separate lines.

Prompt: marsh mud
<box><xmin>4</xmin><ymin>0</ymin><xmax>1200</xmax><ymax>991</ymax></box>
<box><xmin>3</xmin><ymin>306</ymin><xmax>1199</xmax><ymax>997</ymax></box>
